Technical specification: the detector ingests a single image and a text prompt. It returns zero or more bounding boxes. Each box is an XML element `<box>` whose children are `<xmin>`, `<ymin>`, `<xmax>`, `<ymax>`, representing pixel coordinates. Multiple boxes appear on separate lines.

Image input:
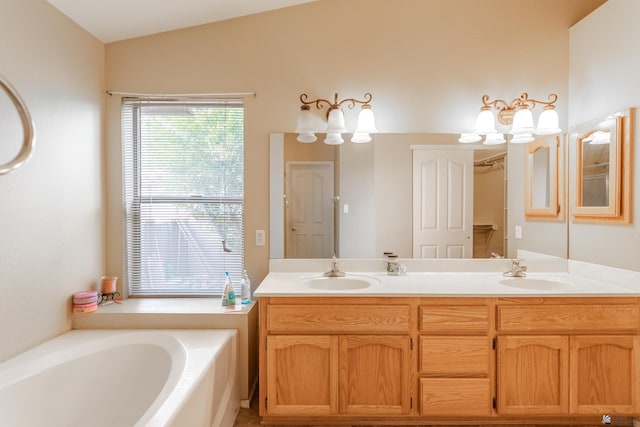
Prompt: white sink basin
<box><xmin>499</xmin><ymin>278</ymin><xmax>572</xmax><ymax>290</ymax></box>
<box><xmin>302</xmin><ymin>275</ymin><xmax>379</xmax><ymax>291</ymax></box>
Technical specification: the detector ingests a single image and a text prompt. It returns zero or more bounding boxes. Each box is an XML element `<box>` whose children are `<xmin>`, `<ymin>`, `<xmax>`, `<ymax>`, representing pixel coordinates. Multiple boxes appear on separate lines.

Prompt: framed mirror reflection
<box><xmin>571</xmin><ymin>108</ymin><xmax>633</xmax><ymax>223</ymax></box>
<box><xmin>269</xmin><ymin>133</ymin><xmax>566</xmax><ymax>259</ymax></box>
<box><xmin>525</xmin><ymin>135</ymin><xmax>565</xmax><ymax>221</ymax></box>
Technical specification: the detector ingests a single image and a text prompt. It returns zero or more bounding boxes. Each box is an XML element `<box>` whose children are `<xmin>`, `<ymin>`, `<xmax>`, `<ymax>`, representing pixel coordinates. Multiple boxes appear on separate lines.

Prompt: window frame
<box><xmin>121</xmin><ymin>98</ymin><xmax>245</xmax><ymax>297</ymax></box>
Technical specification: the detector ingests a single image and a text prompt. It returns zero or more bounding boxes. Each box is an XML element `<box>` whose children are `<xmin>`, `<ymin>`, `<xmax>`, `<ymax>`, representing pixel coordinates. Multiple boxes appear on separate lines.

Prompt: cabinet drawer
<box><xmin>420</xmin><ymin>336</ymin><xmax>490</xmax><ymax>375</ymax></box>
<box><xmin>497</xmin><ymin>304</ymin><xmax>640</xmax><ymax>333</ymax></box>
<box><xmin>420</xmin><ymin>305</ymin><xmax>489</xmax><ymax>334</ymax></box>
<box><xmin>421</xmin><ymin>378</ymin><xmax>492</xmax><ymax>416</ymax></box>
<box><xmin>267</xmin><ymin>304</ymin><xmax>410</xmax><ymax>333</ymax></box>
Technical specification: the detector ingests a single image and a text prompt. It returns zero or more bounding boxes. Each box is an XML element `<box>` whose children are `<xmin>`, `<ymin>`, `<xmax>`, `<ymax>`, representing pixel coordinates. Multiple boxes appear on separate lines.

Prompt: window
<box><xmin>122</xmin><ymin>99</ymin><xmax>244</xmax><ymax>296</ymax></box>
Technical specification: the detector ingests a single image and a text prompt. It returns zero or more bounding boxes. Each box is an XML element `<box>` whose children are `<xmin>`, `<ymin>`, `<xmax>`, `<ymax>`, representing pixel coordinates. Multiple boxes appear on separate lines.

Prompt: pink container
<box><xmin>73</xmin><ymin>291</ymin><xmax>97</xmax><ymax>300</ymax></box>
<box><xmin>72</xmin><ymin>304</ymin><xmax>97</xmax><ymax>314</ymax></box>
<box><xmin>73</xmin><ymin>295</ymin><xmax>98</xmax><ymax>305</ymax></box>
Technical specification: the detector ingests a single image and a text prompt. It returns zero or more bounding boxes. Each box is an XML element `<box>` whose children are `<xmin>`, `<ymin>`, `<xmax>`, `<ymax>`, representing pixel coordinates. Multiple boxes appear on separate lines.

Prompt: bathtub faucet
<box><xmin>324</xmin><ymin>254</ymin><xmax>346</xmax><ymax>277</ymax></box>
<box><xmin>503</xmin><ymin>259</ymin><xmax>527</xmax><ymax>277</ymax></box>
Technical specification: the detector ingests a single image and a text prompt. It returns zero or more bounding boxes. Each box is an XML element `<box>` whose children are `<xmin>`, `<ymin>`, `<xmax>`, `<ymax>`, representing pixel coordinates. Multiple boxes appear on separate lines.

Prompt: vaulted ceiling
<box><xmin>46</xmin><ymin>0</ymin><xmax>317</xmax><ymax>43</ymax></box>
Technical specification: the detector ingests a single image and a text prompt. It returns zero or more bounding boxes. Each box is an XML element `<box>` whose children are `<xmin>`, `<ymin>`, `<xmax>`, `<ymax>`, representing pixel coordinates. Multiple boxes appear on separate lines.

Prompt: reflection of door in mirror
<box><xmin>412</xmin><ymin>148</ymin><xmax>473</xmax><ymax>258</ymax></box>
<box><xmin>285</xmin><ymin>162</ymin><xmax>335</xmax><ymax>258</ymax></box>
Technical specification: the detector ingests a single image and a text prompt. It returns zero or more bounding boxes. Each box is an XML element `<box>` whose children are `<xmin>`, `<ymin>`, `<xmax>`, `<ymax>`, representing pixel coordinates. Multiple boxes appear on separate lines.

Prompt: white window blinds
<box><xmin>122</xmin><ymin>99</ymin><xmax>244</xmax><ymax>296</ymax></box>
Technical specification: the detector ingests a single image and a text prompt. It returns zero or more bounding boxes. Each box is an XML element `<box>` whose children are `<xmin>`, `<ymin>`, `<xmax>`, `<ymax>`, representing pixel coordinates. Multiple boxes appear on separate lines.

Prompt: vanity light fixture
<box><xmin>459</xmin><ymin>92</ymin><xmax>561</xmax><ymax>145</ymax></box>
<box><xmin>296</xmin><ymin>92</ymin><xmax>377</xmax><ymax>144</ymax></box>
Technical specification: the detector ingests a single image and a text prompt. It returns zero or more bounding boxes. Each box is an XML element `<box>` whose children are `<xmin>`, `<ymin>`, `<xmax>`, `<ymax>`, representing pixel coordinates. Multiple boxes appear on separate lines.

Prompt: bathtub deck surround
<box><xmin>256</xmin><ymin>258</ymin><xmax>640</xmax><ymax>425</ymax></box>
<box><xmin>72</xmin><ymin>299</ymin><xmax>259</xmax><ymax>409</ymax></box>
<box><xmin>0</xmin><ymin>329</ymin><xmax>238</xmax><ymax>427</ymax></box>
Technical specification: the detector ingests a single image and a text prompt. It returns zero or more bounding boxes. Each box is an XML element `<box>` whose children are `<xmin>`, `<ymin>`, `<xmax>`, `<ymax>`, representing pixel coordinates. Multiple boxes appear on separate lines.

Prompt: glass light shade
<box><xmin>351</xmin><ymin>132</ymin><xmax>372</xmax><ymax>143</ymax></box>
<box><xmin>535</xmin><ymin>109</ymin><xmax>561</xmax><ymax>135</ymax></box>
<box><xmin>585</xmin><ymin>130</ymin><xmax>611</xmax><ymax>144</ymax></box>
<box><xmin>324</xmin><ymin>132</ymin><xmax>344</xmax><ymax>145</ymax></box>
<box><xmin>296</xmin><ymin>131</ymin><xmax>317</xmax><ymax>143</ymax></box>
<box><xmin>510</xmin><ymin>132</ymin><xmax>535</xmax><ymax>144</ymax></box>
<box><xmin>474</xmin><ymin>109</ymin><xmax>497</xmax><ymax>134</ymax></box>
<box><xmin>458</xmin><ymin>133</ymin><xmax>482</xmax><ymax>143</ymax></box>
<box><xmin>296</xmin><ymin>106</ymin><xmax>315</xmax><ymax>133</ymax></box>
<box><xmin>483</xmin><ymin>133</ymin><xmax>506</xmax><ymax>145</ymax></box>
<box><xmin>354</xmin><ymin>106</ymin><xmax>377</xmax><ymax>134</ymax></box>
<box><xmin>326</xmin><ymin>108</ymin><xmax>346</xmax><ymax>133</ymax></box>
<box><xmin>510</xmin><ymin>108</ymin><xmax>534</xmax><ymax>134</ymax></box>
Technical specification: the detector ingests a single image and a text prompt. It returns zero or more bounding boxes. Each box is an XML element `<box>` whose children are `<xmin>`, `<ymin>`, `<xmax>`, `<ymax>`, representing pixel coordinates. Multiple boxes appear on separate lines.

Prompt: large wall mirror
<box><xmin>269</xmin><ymin>132</ymin><xmax>568</xmax><ymax>260</ymax></box>
<box><xmin>571</xmin><ymin>108</ymin><xmax>633</xmax><ymax>223</ymax></box>
<box><xmin>525</xmin><ymin>135</ymin><xmax>565</xmax><ymax>220</ymax></box>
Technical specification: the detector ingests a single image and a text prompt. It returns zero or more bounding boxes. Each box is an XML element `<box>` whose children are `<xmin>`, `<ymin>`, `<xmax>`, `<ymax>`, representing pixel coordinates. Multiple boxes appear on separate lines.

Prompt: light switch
<box><xmin>343</xmin><ymin>204</ymin><xmax>349</xmax><ymax>214</ymax></box>
<box><xmin>514</xmin><ymin>225</ymin><xmax>522</xmax><ymax>239</ymax></box>
<box><xmin>256</xmin><ymin>229</ymin><xmax>266</xmax><ymax>246</ymax></box>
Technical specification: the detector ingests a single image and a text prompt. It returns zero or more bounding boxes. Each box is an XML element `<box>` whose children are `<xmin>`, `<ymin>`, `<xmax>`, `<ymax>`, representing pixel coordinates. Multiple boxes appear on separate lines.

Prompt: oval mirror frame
<box><xmin>572</xmin><ymin>108</ymin><xmax>633</xmax><ymax>223</ymax></box>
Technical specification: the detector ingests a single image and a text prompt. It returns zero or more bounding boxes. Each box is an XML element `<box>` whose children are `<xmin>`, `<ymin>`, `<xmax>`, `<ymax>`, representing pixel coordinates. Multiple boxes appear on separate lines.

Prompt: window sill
<box><xmin>72</xmin><ymin>298</ymin><xmax>257</xmax><ymax>329</ymax></box>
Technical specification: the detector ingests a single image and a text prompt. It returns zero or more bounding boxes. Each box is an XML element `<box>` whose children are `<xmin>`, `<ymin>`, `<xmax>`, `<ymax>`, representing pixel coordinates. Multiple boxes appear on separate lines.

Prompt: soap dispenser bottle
<box><xmin>222</xmin><ymin>272</ymin><xmax>236</xmax><ymax>306</ymax></box>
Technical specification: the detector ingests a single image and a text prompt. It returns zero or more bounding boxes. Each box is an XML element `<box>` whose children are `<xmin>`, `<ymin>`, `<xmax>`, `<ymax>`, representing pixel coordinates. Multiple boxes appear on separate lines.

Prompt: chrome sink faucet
<box><xmin>503</xmin><ymin>259</ymin><xmax>527</xmax><ymax>277</ymax></box>
<box><xmin>324</xmin><ymin>254</ymin><xmax>346</xmax><ymax>277</ymax></box>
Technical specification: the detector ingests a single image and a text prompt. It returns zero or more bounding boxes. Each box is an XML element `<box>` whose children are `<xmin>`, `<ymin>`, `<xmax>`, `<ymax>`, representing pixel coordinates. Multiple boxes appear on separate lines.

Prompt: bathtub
<box><xmin>0</xmin><ymin>329</ymin><xmax>239</xmax><ymax>427</ymax></box>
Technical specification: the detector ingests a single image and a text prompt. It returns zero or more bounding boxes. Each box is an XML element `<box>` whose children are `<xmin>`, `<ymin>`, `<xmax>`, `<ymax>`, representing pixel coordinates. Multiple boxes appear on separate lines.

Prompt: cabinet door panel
<box><xmin>571</xmin><ymin>336</ymin><xmax>639</xmax><ymax>414</ymax></box>
<box><xmin>266</xmin><ymin>335</ymin><xmax>338</xmax><ymax>415</ymax></box>
<box><xmin>339</xmin><ymin>335</ymin><xmax>410</xmax><ymax>415</ymax></box>
<box><xmin>497</xmin><ymin>335</ymin><xmax>569</xmax><ymax>415</ymax></box>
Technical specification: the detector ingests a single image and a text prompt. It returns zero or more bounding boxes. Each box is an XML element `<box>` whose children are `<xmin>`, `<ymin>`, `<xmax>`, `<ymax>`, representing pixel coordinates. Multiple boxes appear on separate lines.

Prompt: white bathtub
<box><xmin>0</xmin><ymin>329</ymin><xmax>239</xmax><ymax>427</ymax></box>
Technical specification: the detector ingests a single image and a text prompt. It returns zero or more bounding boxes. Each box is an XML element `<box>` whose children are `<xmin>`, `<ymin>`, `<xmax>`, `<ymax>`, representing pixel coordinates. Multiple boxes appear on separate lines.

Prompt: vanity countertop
<box><xmin>254</xmin><ymin>270</ymin><xmax>638</xmax><ymax>297</ymax></box>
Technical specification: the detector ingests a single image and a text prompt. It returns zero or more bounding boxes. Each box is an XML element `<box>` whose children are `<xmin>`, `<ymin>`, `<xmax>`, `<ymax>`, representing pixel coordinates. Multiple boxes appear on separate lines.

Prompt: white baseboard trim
<box><xmin>240</xmin><ymin>377</ymin><xmax>259</xmax><ymax>409</ymax></box>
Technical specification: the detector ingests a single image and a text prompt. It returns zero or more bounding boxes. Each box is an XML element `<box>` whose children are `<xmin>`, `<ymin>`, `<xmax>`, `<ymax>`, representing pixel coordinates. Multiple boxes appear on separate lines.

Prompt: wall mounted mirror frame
<box><xmin>572</xmin><ymin>107</ymin><xmax>633</xmax><ymax>223</ymax></box>
<box><xmin>525</xmin><ymin>135</ymin><xmax>565</xmax><ymax>221</ymax></box>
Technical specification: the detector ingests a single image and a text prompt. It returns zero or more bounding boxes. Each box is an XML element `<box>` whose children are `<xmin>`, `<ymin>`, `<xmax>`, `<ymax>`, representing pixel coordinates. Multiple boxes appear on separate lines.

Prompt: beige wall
<box><xmin>105</xmin><ymin>0</ymin><xmax>602</xmax><ymax>286</ymax></box>
<box><xmin>0</xmin><ymin>0</ymin><xmax>104</xmax><ymax>361</ymax></box>
<box><xmin>569</xmin><ymin>0</ymin><xmax>640</xmax><ymax>271</ymax></box>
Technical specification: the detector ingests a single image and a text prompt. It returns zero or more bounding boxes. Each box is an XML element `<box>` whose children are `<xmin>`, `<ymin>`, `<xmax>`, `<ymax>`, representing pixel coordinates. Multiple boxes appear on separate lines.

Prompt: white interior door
<box><xmin>285</xmin><ymin>161</ymin><xmax>335</xmax><ymax>258</ymax></box>
<box><xmin>413</xmin><ymin>148</ymin><xmax>473</xmax><ymax>258</ymax></box>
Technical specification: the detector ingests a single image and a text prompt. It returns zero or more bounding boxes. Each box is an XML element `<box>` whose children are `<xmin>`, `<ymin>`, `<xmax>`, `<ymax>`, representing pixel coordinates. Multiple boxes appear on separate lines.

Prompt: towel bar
<box><xmin>0</xmin><ymin>75</ymin><xmax>35</xmax><ymax>176</ymax></box>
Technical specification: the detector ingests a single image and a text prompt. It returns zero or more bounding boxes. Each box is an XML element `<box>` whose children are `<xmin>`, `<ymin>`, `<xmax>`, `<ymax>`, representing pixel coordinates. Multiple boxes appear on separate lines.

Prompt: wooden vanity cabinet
<box><xmin>418</xmin><ymin>300</ymin><xmax>494</xmax><ymax>416</ymax></box>
<box><xmin>496</xmin><ymin>298</ymin><xmax>640</xmax><ymax>416</ymax></box>
<box><xmin>260</xmin><ymin>295</ymin><xmax>640</xmax><ymax>424</ymax></box>
<box><xmin>260</xmin><ymin>298</ymin><xmax>412</xmax><ymax>418</ymax></box>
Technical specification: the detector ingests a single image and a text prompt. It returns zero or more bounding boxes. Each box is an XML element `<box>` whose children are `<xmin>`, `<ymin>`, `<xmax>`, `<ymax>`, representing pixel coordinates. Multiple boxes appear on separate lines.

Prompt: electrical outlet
<box><xmin>256</xmin><ymin>229</ymin><xmax>266</xmax><ymax>246</ymax></box>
